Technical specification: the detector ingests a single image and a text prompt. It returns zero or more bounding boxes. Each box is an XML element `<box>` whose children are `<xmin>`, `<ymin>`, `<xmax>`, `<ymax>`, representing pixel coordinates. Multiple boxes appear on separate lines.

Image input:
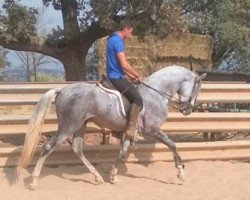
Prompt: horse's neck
<box><xmin>143</xmin><ymin>68</ymin><xmax>187</xmax><ymax>96</ymax></box>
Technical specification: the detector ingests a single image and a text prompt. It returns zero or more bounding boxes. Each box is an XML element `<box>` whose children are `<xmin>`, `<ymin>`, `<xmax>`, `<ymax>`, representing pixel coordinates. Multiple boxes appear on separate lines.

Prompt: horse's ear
<box><xmin>197</xmin><ymin>73</ymin><xmax>207</xmax><ymax>82</ymax></box>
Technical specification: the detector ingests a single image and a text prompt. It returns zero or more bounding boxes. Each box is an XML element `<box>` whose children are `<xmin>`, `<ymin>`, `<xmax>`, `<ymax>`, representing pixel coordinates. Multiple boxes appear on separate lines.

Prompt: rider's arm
<box><xmin>117</xmin><ymin>52</ymin><xmax>142</xmax><ymax>81</ymax></box>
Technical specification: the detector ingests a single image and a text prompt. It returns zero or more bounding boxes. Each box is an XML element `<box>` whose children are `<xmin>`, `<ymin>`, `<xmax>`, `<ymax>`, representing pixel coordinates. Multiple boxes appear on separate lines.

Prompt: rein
<box><xmin>139</xmin><ymin>81</ymin><xmax>202</xmax><ymax>111</ymax></box>
<box><xmin>99</xmin><ymin>78</ymin><xmax>200</xmax><ymax>114</ymax></box>
<box><xmin>139</xmin><ymin>81</ymin><xmax>191</xmax><ymax>107</ymax></box>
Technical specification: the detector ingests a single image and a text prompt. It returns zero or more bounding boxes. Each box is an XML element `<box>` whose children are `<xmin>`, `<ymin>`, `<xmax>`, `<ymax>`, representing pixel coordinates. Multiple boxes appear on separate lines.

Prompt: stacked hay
<box><xmin>99</xmin><ymin>33</ymin><xmax>213</xmax><ymax>77</ymax></box>
<box><xmin>99</xmin><ymin>36</ymin><xmax>152</xmax><ymax>77</ymax></box>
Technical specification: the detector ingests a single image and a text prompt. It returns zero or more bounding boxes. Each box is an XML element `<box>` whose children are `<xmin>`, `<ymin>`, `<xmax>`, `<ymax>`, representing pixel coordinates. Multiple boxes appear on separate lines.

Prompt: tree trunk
<box><xmin>63</xmin><ymin>60</ymin><xmax>87</xmax><ymax>81</ymax></box>
<box><xmin>60</xmin><ymin>48</ymin><xmax>88</xmax><ymax>81</ymax></box>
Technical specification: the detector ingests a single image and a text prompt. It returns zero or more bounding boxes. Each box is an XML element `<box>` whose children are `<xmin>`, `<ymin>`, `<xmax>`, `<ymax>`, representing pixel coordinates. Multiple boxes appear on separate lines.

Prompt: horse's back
<box><xmin>55</xmin><ymin>82</ymin><xmax>97</xmax><ymax>108</ymax></box>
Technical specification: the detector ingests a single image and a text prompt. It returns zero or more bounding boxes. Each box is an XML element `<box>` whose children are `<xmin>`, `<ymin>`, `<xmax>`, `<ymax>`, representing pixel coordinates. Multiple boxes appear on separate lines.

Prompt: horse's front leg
<box><xmin>110</xmin><ymin>135</ymin><xmax>131</xmax><ymax>184</ymax></box>
<box><xmin>152</xmin><ymin>129</ymin><xmax>185</xmax><ymax>181</ymax></box>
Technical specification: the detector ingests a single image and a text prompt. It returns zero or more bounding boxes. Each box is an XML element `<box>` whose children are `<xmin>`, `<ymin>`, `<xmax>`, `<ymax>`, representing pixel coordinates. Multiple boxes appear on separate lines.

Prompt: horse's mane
<box><xmin>146</xmin><ymin>65</ymin><xmax>195</xmax><ymax>82</ymax></box>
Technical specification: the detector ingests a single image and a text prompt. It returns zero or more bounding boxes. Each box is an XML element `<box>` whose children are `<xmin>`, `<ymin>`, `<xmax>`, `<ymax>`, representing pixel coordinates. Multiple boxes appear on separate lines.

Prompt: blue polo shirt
<box><xmin>106</xmin><ymin>33</ymin><xmax>125</xmax><ymax>79</ymax></box>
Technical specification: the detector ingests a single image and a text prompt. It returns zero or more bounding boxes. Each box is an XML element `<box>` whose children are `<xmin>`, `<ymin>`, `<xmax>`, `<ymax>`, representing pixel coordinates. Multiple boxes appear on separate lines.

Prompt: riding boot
<box><xmin>125</xmin><ymin>103</ymin><xmax>144</xmax><ymax>141</ymax></box>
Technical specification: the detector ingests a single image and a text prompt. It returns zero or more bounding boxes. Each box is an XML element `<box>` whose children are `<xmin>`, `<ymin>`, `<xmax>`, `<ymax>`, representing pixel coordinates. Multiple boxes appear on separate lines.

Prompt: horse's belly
<box><xmin>90</xmin><ymin>116</ymin><xmax>127</xmax><ymax>132</ymax></box>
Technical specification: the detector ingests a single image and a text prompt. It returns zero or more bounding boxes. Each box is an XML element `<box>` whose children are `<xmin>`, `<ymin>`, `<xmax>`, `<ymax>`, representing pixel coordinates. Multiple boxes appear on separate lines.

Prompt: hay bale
<box><xmin>99</xmin><ymin>33</ymin><xmax>213</xmax><ymax>77</ymax></box>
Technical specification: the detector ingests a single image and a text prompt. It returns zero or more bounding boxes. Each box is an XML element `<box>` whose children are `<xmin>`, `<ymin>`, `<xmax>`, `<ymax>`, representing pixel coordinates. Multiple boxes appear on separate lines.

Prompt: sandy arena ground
<box><xmin>1</xmin><ymin>160</ymin><xmax>250</xmax><ymax>200</ymax></box>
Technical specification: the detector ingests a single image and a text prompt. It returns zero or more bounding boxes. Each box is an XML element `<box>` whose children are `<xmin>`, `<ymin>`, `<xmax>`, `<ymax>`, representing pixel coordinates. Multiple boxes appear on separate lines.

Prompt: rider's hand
<box><xmin>136</xmin><ymin>74</ymin><xmax>143</xmax><ymax>83</ymax></box>
<box><xmin>131</xmin><ymin>74</ymin><xmax>143</xmax><ymax>84</ymax></box>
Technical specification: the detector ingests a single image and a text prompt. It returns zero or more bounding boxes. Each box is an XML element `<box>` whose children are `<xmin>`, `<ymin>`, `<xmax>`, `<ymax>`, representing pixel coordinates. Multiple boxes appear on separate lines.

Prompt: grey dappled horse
<box><xmin>19</xmin><ymin>65</ymin><xmax>206</xmax><ymax>189</ymax></box>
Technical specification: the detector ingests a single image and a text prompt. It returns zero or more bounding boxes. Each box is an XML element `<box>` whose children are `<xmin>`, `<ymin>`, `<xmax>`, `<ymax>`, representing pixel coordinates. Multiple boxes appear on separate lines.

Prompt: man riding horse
<box><xmin>106</xmin><ymin>16</ymin><xmax>143</xmax><ymax>141</ymax></box>
<box><xmin>18</xmin><ymin>15</ymin><xmax>207</xmax><ymax>189</ymax></box>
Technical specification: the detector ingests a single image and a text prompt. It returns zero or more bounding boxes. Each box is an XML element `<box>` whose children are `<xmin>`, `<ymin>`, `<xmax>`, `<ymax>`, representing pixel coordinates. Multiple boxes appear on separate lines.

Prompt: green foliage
<box><xmin>173</xmin><ymin>0</ymin><xmax>249</xmax><ymax>69</ymax></box>
<box><xmin>31</xmin><ymin>72</ymin><xmax>64</xmax><ymax>82</ymax></box>
<box><xmin>237</xmin><ymin>42</ymin><xmax>250</xmax><ymax>72</ymax></box>
<box><xmin>85</xmin><ymin>41</ymin><xmax>100</xmax><ymax>80</ymax></box>
<box><xmin>0</xmin><ymin>47</ymin><xmax>8</xmax><ymax>81</ymax></box>
<box><xmin>0</xmin><ymin>47</ymin><xmax>8</xmax><ymax>69</ymax></box>
<box><xmin>44</xmin><ymin>0</ymin><xmax>187</xmax><ymax>39</ymax></box>
<box><xmin>1</xmin><ymin>1</ymin><xmax>38</xmax><ymax>42</ymax></box>
<box><xmin>1</xmin><ymin>0</ymin><xmax>248</xmax><ymax>80</ymax></box>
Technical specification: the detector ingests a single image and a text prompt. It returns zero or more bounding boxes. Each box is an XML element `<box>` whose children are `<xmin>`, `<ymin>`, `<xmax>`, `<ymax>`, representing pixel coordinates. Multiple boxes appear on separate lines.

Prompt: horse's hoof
<box><xmin>29</xmin><ymin>183</ymin><xmax>38</xmax><ymax>190</ymax></box>
<box><xmin>95</xmin><ymin>176</ymin><xmax>104</xmax><ymax>184</ymax></box>
<box><xmin>177</xmin><ymin>173</ymin><xmax>185</xmax><ymax>182</ymax></box>
<box><xmin>110</xmin><ymin>176</ymin><xmax>119</xmax><ymax>184</ymax></box>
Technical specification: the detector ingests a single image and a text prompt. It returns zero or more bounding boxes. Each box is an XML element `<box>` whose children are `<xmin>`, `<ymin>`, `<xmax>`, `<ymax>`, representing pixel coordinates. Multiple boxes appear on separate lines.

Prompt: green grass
<box><xmin>31</xmin><ymin>72</ymin><xmax>65</xmax><ymax>82</ymax></box>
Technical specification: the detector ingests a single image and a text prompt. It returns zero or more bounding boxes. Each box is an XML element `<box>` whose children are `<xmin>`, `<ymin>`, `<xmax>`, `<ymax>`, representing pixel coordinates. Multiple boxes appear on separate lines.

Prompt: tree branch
<box><xmin>130</xmin><ymin>0</ymin><xmax>163</xmax><ymax>21</ymax></box>
<box><xmin>82</xmin><ymin>21</ymin><xmax>113</xmax><ymax>44</ymax></box>
<box><xmin>82</xmin><ymin>0</ymin><xmax>164</xmax><ymax>43</ymax></box>
<box><xmin>0</xmin><ymin>35</ymin><xmax>62</xmax><ymax>59</ymax></box>
<box><xmin>60</xmin><ymin>0</ymin><xmax>80</xmax><ymax>40</ymax></box>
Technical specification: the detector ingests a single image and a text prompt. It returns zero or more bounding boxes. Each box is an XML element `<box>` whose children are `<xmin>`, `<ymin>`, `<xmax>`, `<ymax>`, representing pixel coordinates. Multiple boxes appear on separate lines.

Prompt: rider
<box><xmin>106</xmin><ymin>16</ymin><xmax>143</xmax><ymax>140</ymax></box>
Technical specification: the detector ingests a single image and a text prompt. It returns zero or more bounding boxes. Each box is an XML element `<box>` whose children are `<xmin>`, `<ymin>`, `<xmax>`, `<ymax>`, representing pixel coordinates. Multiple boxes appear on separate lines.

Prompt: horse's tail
<box><xmin>19</xmin><ymin>88</ymin><xmax>60</xmax><ymax>168</ymax></box>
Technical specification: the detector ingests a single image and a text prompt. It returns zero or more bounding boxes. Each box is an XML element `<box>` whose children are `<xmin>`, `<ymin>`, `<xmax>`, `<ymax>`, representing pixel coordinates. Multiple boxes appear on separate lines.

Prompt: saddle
<box><xmin>97</xmin><ymin>75</ymin><xmax>129</xmax><ymax>117</ymax></box>
<box><xmin>97</xmin><ymin>74</ymin><xmax>145</xmax><ymax>134</ymax></box>
<box><xmin>99</xmin><ymin>74</ymin><xmax>117</xmax><ymax>90</ymax></box>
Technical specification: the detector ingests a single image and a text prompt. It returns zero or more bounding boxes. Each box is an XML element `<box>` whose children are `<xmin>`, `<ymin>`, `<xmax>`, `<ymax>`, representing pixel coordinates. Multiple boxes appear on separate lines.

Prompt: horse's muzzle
<box><xmin>180</xmin><ymin>104</ymin><xmax>193</xmax><ymax>116</ymax></box>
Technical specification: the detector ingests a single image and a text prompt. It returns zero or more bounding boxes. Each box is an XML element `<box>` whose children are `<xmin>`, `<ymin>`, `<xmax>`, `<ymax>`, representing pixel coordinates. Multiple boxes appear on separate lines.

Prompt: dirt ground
<box><xmin>1</xmin><ymin>160</ymin><xmax>250</xmax><ymax>200</ymax></box>
<box><xmin>1</xmin><ymin>105</ymin><xmax>250</xmax><ymax>200</ymax></box>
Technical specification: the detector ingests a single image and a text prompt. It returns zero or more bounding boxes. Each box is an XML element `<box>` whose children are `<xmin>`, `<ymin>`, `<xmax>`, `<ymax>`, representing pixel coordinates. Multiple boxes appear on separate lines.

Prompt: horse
<box><xmin>18</xmin><ymin>65</ymin><xmax>206</xmax><ymax>189</ymax></box>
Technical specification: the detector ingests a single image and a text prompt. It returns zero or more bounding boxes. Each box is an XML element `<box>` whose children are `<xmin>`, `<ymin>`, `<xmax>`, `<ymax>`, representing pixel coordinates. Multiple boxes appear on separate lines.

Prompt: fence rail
<box><xmin>0</xmin><ymin>112</ymin><xmax>250</xmax><ymax>135</ymax></box>
<box><xmin>0</xmin><ymin>82</ymin><xmax>250</xmax><ymax>104</ymax></box>
<box><xmin>0</xmin><ymin>82</ymin><xmax>250</xmax><ymax>167</ymax></box>
<box><xmin>1</xmin><ymin>141</ymin><xmax>250</xmax><ymax>167</ymax></box>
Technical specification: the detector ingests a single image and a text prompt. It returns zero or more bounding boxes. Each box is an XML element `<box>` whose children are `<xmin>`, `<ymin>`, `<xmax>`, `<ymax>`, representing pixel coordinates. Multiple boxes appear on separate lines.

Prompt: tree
<box><xmin>85</xmin><ymin>41</ymin><xmax>100</xmax><ymax>80</ymax></box>
<box><xmin>0</xmin><ymin>0</ymin><xmax>186</xmax><ymax>80</ymax></box>
<box><xmin>0</xmin><ymin>47</ymin><xmax>8</xmax><ymax>69</ymax></box>
<box><xmin>14</xmin><ymin>51</ymin><xmax>61</xmax><ymax>81</ymax></box>
<box><xmin>172</xmin><ymin>0</ymin><xmax>249</xmax><ymax>69</ymax></box>
<box><xmin>11</xmin><ymin>5</ymin><xmax>63</xmax><ymax>82</ymax></box>
<box><xmin>0</xmin><ymin>47</ymin><xmax>8</xmax><ymax>81</ymax></box>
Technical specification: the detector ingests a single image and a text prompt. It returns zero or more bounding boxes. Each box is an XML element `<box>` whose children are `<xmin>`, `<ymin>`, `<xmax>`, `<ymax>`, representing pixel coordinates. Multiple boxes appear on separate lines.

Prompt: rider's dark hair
<box><xmin>113</xmin><ymin>15</ymin><xmax>134</xmax><ymax>30</ymax></box>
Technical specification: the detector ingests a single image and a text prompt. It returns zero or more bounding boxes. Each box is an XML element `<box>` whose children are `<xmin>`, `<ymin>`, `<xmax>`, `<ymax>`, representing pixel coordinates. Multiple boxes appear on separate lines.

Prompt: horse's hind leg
<box><xmin>110</xmin><ymin>135</ymin><xmax>131</xmax><ymax>184</ymax></box>
<box><xmin>29</xmin><ymin>133</ymin><xmax>60</xmax><ymax>189</ymax></box>
<box><xmin>152</xmin><ymin>129</ymin><xmax>185</xmax><ymax>181</ymax></box>
<box><xmin>71</xmin><ymin>124</ymin><xmax>104</xmax><ymax>184</ymax></box>
<box><xmin>29</xmin><ymin>125</ymin><xmax>82</xmax><ymax>189</ymax></box>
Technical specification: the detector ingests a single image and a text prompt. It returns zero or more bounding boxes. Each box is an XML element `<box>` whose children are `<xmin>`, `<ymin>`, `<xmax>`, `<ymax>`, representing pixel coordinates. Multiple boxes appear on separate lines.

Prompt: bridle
<box><xmin>139</xmin><ymin>78</ymin><xmax>201</xmax><ymax>111</ymax></box>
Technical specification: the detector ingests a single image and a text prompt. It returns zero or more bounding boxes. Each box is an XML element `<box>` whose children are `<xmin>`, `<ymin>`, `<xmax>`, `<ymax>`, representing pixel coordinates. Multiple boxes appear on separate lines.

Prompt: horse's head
<box><xmin>178</xmin><ymin>73</ymin><xmax>207</xmax><ymax>116</ymax></box>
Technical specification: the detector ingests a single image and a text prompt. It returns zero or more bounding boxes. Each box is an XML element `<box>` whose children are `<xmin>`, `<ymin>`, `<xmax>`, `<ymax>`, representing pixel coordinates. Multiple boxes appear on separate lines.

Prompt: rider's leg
<box><xmin>109</xmin><ymin>78</ymin><xmax>143</xmax><ymax>140</ymax></box>
<box><xmin>125</xmin><ymin>103</ymin><xmax>143</xmax><ymax>140</ymax></box>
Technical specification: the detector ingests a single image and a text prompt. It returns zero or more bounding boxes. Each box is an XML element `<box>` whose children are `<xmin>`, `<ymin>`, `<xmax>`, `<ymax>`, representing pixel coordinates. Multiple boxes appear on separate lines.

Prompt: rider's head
<box><xmin>114</xmin><ymin>16</ymin><xmax>134</xmax><ymax>40</ymax></box>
